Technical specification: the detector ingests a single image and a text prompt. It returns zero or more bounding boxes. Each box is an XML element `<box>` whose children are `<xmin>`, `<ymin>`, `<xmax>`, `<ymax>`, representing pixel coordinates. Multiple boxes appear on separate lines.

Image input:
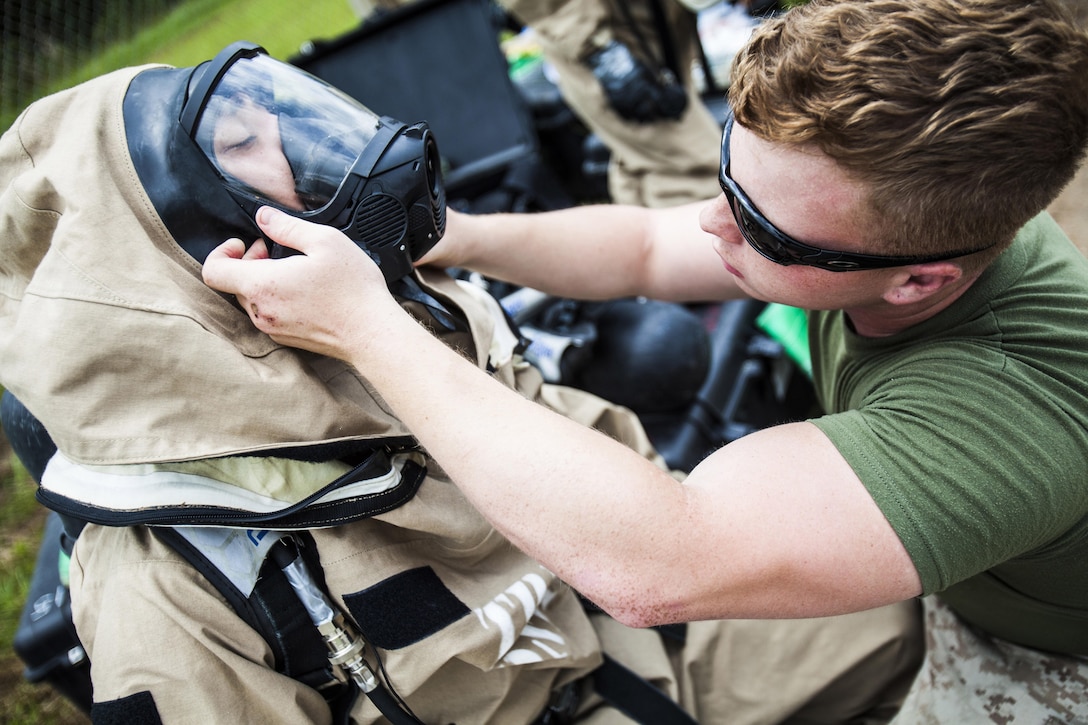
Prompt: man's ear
<box><xmin>882</xmin><ymin>262</ymin><xmax>964</xmax><ymax>305</ymax></box>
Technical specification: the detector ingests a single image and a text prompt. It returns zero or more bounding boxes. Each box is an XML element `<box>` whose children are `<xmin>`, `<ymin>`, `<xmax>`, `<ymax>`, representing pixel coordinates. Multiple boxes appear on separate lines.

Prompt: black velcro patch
<box><xmin>91</xmin><ymin>690</ymin><xmax>163</xmax><ymax>725</ymax></box>
<box><xmin>343</xmin><ymin>566</ymin><xmax>470</xmax><ymax>650</ymax></box>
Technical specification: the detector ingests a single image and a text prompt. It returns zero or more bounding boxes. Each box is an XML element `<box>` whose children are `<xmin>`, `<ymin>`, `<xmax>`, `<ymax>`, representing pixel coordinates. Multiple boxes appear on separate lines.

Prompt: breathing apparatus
<box><xmin>127</xmin><ymin>41</ymin><xmax>445</xmax><ymax>283</ymax></box>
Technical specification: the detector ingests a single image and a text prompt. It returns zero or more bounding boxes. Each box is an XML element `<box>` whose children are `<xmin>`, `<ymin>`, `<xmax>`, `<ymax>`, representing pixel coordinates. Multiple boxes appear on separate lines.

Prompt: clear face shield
<box><xmin>180</xmin><ymin>42</ymin><xmax>446</xmax><ymax>283</ymax></box>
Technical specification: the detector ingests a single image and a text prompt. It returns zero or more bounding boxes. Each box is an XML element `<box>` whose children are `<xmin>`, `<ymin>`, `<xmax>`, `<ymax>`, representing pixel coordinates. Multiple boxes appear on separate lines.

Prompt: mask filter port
<box><xmin>353</xmin><ymin>194</ymin><xmax>408</xmax><ymax>252</ymax></box>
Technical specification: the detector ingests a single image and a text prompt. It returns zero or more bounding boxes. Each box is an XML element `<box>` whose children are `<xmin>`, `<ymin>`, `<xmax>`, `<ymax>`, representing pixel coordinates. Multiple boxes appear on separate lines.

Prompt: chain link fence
<box><xmin>3</xmin><ymin>0</ymin><xmax>179</xmax><ymax>129</ymax></box>
<box><xmin>1</xmin><ymin>0</ymin><xmax>357</xmax><ymax>132</ymax></box>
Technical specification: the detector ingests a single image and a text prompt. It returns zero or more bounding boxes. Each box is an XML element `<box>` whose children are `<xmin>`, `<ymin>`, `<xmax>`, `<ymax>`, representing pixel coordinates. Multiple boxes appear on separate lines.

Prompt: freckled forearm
<box><xmin>346</xmin><ymin>304</ymin><xmax>690</xmax><ymax>609</ymax></box>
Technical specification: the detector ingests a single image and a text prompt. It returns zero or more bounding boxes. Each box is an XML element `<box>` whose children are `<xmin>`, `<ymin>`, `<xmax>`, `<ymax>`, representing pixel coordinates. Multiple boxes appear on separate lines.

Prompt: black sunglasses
<box><xmin>718</xmin><ymin>111</ymin><xmax>991</xmax><ymax>271</ymax></box>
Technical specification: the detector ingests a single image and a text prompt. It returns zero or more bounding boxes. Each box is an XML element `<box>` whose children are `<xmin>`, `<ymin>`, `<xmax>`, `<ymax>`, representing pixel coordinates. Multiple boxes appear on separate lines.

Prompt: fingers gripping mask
<box><xmin>127</xmin><ymin>41</ymin><xmax>446</xmax><ymax>283</ymax></box>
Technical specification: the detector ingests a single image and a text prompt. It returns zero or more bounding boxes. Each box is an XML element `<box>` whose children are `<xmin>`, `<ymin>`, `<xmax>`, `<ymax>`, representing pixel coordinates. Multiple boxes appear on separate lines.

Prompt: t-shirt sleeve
<box><xmin>811</xmin><ymin>357</ymin><xmax>1088</xmax><ymax>595</ymax></box>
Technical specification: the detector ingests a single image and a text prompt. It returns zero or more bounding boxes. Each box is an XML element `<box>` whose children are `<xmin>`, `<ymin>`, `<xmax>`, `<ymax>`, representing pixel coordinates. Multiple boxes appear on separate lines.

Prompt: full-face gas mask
<box><xmin>126</xmin><ymin>41</ymin><xmax>445</xmax><ymax>284</ymax></box>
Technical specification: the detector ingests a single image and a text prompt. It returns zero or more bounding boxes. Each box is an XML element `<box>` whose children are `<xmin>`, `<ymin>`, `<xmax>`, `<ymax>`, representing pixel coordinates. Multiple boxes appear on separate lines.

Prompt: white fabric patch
<box><xmin>172</xmin><ymin>527</ymin><xmax>284</xmax><ymax>597</ymax></box>
<box><xmin>474</xmin><ymin>571</ymin><xmax>568</xmax><ymax>667</ymax></box>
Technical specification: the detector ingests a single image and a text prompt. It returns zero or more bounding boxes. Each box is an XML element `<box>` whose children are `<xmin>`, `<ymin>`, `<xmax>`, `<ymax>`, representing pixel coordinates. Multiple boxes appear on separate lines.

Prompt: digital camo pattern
<box><xmin>894</xmin><ymin>597</ymin><xmax>1087</xmax><ymax>723</ymax></box>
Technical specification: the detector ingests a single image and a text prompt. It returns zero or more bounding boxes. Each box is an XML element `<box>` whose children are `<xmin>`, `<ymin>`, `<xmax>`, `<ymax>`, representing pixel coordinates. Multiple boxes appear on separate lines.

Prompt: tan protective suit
<box><xmin>499</xmin><ymin>0</ymin><xmax>723</xmax><ymax>207</ymax></box>
<box><xmin>0</xmin><ymin>64</ymin><xmax>921</xmax><ymax>723</ymax></box>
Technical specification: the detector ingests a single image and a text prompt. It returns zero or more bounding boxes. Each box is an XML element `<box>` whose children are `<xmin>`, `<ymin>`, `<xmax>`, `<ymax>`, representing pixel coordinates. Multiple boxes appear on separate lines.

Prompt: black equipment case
<box><xmin>291</xmin><ymin>0</ymin><xmax>577</xmax><ymax>213</ymax></box>
<box><xmin>13</xmin><ymin>511</ymin><xmax>92</xmax><ymax>713</ymax></box>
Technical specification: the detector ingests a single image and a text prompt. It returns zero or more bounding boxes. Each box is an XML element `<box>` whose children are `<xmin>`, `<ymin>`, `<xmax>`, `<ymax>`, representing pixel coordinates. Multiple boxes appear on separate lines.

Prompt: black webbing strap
<box><xmin>149</xmin><ymin>529</ymin><xmax>333</xmax><ymax>683</ymax></box>
<box><xmin>608</xmin><ymin>0</ymin><xmax>682</xmax><ymax>80</ymax></box>
<box><xmin>150</xmin><ymin>529</ymin><xmax>358</xmax><ymax>724</ymax></box>
<box><xmin>156</xmin><ymin>528</ymin><xmax>430</xmax><ymax>725</ymax></box>
<box><xmin>578</xmin><ymin>595</ymin><xmax>695</xmax><ymax>723</ymax></box>
<box><xmin>592</xmin><ymin>654</ymin><xmax>699</xmax><ymax>725</ymax></box>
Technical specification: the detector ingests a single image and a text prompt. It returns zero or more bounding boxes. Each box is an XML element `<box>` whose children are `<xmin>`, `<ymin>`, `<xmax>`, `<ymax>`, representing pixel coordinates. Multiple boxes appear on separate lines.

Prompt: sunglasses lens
<box><xmin>731</xmin><ymin>196</ymin><xmax>794</xmax><ymax>265</ymax></box>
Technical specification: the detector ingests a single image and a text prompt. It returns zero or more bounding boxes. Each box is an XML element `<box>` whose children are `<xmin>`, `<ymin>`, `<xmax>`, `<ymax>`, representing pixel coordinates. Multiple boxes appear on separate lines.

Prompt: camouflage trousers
<box><xmin>893</xmin><ymin>596</ymin><xmax>1088</xmax><ymax>724</ymax></box>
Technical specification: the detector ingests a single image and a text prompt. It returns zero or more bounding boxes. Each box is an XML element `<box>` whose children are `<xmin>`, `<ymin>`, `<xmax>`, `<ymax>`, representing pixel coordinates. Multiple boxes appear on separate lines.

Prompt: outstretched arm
<box><xmin>420</xmin><ymin>203</ymin><xmax>746</xmax><ymax>303</ymax></box>
<box><xmin>203</xmin><ymin>208</ymin><xmax>920</xmax><ymax>625</ymax></box>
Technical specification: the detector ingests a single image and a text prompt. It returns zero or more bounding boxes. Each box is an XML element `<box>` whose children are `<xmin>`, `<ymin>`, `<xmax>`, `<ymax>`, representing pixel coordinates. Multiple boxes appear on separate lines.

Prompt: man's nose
<box><xmin>699</xmin><ymin>194</ymin><xmax>745</xmax><ymax>245</ymax></box>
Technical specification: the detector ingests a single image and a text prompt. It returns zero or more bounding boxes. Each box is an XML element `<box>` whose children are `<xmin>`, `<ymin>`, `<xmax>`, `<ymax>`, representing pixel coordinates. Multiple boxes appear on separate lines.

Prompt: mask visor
<box><xmin>186</xmin><ymin>48</ymin><xmax>383</xmax><ymax>213</ymax></box>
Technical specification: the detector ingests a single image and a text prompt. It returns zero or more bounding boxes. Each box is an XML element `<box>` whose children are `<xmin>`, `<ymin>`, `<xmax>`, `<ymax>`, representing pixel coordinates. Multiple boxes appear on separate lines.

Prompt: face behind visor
<box><xmin>127</xmin><ymin>41</ymin><xmax>446</xmax><ymax>283</ymax></box>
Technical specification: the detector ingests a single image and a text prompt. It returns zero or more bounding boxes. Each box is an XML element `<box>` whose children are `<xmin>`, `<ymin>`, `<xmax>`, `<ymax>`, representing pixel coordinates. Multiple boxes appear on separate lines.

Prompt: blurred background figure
<box><xmin>349</xmin><ymin>0</ymin><xmax>782</xmax><ymax>207</ymax></box>
<box><xmin>495</xmin><ymin>0</ymin><xmax>722</xmax><ymax>207</ymax></box>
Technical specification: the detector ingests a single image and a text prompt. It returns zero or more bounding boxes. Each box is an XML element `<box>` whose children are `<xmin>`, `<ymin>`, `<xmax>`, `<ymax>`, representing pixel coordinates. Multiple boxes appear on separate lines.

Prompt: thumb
<box><xmin>202</xmin><ymin>237</ymin><xmax>249</xmax><ymax>293</ymax></box>
<box><xmin>254</xmin><ymin>205</ymin><xmax>347</xmax><ymax>257</ymax></box>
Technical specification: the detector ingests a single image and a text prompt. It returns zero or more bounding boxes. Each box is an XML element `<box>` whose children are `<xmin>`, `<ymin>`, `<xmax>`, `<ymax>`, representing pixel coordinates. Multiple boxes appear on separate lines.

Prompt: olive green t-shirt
<box><xmin>810</xmin><ymin>213</ymin><xmax>1088</xmax><ymax>655</ymax></box>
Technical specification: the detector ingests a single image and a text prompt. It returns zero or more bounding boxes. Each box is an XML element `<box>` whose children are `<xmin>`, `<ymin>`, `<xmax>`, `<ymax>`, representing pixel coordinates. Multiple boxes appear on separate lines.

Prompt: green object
<box><xmin>59</xmin><ymin>549</ymin><xmax>71</xmax><ymax>588</ymax></box>
<box><xmin>756</xmin><ymin>303</ymin><xmax>811</xmax><ymax>377</ymax></box>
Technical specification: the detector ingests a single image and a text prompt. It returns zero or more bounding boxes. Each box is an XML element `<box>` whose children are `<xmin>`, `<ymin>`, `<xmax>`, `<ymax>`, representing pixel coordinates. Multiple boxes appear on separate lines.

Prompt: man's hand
<box><xmin>415</xmin><ymin>207</ymin><xmax>470</xmax><ymax>269</ymax></box>
<box><xmin>202</xmin><ymin>206</ymin><xmax>402</xmax><ymax>361</ymax></box>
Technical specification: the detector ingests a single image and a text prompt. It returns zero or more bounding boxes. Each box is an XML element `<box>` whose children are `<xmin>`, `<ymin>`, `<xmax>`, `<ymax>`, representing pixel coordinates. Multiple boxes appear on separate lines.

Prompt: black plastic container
<box><xmin>13</xmin><ymin>511</ymin><xmax>92</xmax><ymax>713</ymax></box>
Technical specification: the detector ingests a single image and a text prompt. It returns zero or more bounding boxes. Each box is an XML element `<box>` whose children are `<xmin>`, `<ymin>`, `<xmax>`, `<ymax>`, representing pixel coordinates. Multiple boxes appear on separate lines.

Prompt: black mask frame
<box><xmin>179</xmin><ymin>41</ymin><xmax>446</xmax><ymax>283</ymax></box>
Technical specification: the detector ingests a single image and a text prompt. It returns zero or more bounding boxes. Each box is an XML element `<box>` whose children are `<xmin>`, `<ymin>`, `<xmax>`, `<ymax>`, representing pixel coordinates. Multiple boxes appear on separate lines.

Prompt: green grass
<box><xmin>44</xmin><ymin>0</ymin><xmax>358</xmax><ymax>83</ymax></box>
<box><xmin>0</xmin><ymin>460</ymin><xmax>40</xmax><ymax>650</ymax></box>
<box><xmin>0</xmin><ymin>455</ymin><xmax>78</xmax><ymax>724</ymax></box>
<box><xmin>98</xmin><ymin>0</ymin><xmax>358</xmax><ymax>68</ymax></box>
<box><xmin>2</xmin><ymin>0</ymin><xmax>359</xmax><ymax>131</ymax></box>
